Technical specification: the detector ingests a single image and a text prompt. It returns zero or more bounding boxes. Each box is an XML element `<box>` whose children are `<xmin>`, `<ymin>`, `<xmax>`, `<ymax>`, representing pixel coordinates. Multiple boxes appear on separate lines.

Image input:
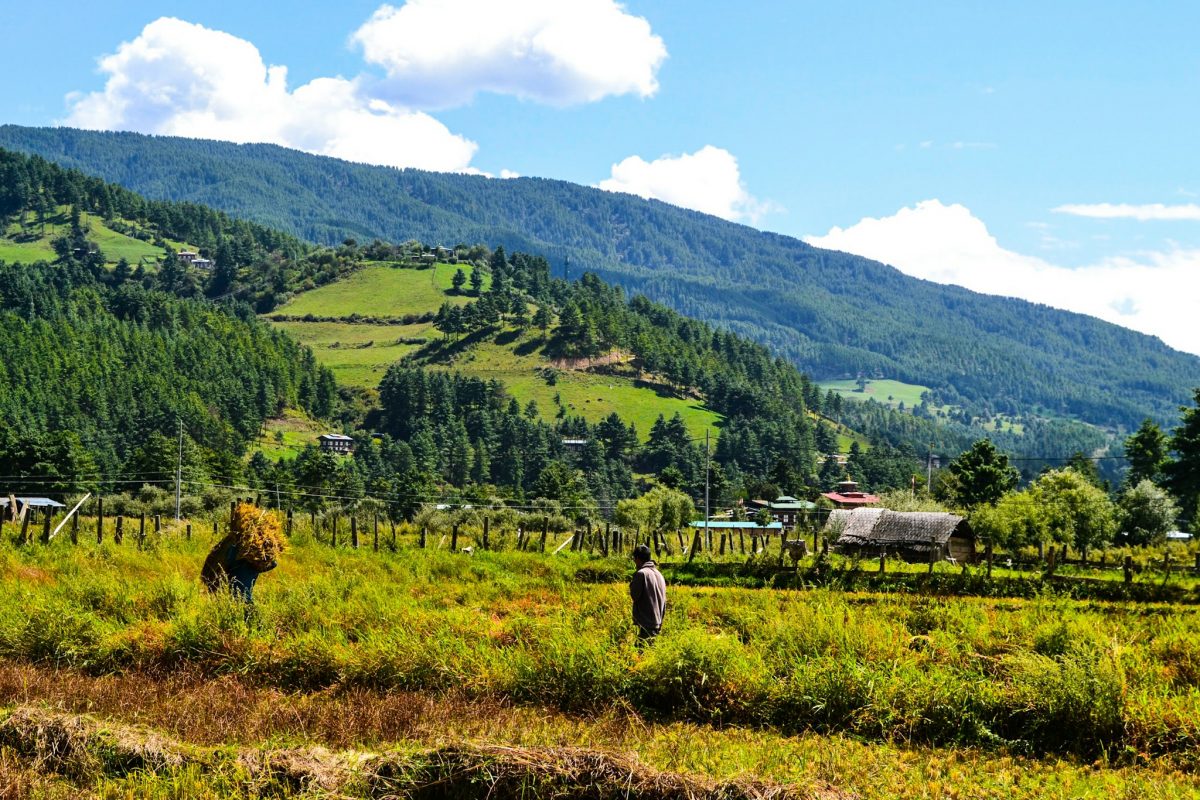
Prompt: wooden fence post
<box><xmin>373</xmin><ymin>515</ymin><xmax>379</xmax><ymax>552</ymax></box>
<box><xmin>1163</xmin><ymin>551</ymin><xmax>1172</xmax><ymax>586</ymax></box>
<box><xmin>451</xmin><ymin>524</ymin><xmax>458</xmax><ymax>552</ymax></box>
<box><xmin>739</xmin><ymin>529</ymin><xmax>746</xmax><ymax>555</ymax></box>
<box><xmin>1124</xmin><ymin>555</ymin><xmax>1133</xmax><ymax>584</ymax></box>
<box><xmin>40</xmin><ymin>510</ymin><xmax>52</xmax><ymax>545</ymax></box>
<box><xmin>688</xmin><ymin>527</ymin><xmax>702</xmax><ymax>563</ymax></box>
<box><xmin>186</xmin><ymin>524</ymin><xmax>192</xmax><ymax>541</ymax></box>
<box><xmin>19</xmin><ymin>509</ymin><xmax>32</xmax><ymax>544</ymax></box>
<box><xmin>540</xmin><ymin>519</ymin><xmax>548</xmax><ymax>552</ymax></box>
<box><xmin>138</xmin><ymin>514</ymin><xmax>146</xmax><ymax>550</ymax></box>
<box><xmin>115</xmin><ymin>516</ymin><xmax>124</xmax><ymax>545</ymax></box>
<box><xmin>286</xmin><ymin>510</ymin><xmax>293</xmax><ymax>537</ymax></box>
<box><xmin>390</xmin><ymin>519</ymin><xmax>397</xmax><ymax>551</ymax></box>
<box><xmin>213</xmin><ymin>519</ymin><xmax>218</xmax><ymax>539</ymax></box>
<box><xmin>928</xmin><ymin>537</ymin><xmax>936</xmax><ymax>574</ymax></box>
<box><xmin>71</xmin><ymin>509</ymin><xmax>79</xmax><ymax>545</ymax></box>
<box><xmin>154</xmin><ymin>515</ymin><xmax>161</xmax><ymax>535</ymax></box>
<box><xmin>419</xmin><ymin>526</ymin><xmax>427</xmax><ymax>549</ymax></box>
<box><xmin>331</xmin><ymin>516</ymin><xmax>338</xmax><ymax>548</ymax></box>
<box><xmin>482</xmin><ymin>517</ymin><xmax>490</xmax><ymax>550</ymax></box>
<box><xmin>351</xmin><ymin>517</ymin><xmax>359</xmax><ymax>549</ymax></box>
<box><xmin>96</xmin><ymin>497</ymin><xmax>104</xmax><ymax>544</ymax></box>
<box><xmin>878</xmin><ymin>547</ymin><xmax>886</xmax><ymax>574</ymax></box>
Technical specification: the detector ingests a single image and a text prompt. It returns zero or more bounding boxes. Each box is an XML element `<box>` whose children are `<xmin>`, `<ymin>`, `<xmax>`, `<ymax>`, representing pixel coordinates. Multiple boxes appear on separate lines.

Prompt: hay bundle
<box><xmin>231</xmin><ymin>502</ymin><xmax>287</xmax><ymax>570</ymax></box>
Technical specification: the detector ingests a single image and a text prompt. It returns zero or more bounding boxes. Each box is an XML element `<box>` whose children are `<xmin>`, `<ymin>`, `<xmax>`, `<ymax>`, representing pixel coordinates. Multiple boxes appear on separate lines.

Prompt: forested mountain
<box><xmin>1</xmin><ymin>125</ymin><xmax>1196</xmax><ymax>438</ymax></box>
<box><xmin>0</xmin><ymin>260</ymin><xmax>335</xmax><ymax>493</ymax></box>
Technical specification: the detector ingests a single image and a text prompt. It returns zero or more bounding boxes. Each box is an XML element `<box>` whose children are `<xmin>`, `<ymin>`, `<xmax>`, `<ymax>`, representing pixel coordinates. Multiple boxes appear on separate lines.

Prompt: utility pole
<box><xmin>175</xmin><ymin>419</ymin><xmax>183</xmax><ymax>521</ymax></box>
<box><xmin>926</xmin><ymin>443</ymin><xmax>934</xmax><ymax>494</ymax></box>
<box><xmin>704</xmin><ymin>429</ymin><xmax>711</xmax><ymax>531</ymax></box>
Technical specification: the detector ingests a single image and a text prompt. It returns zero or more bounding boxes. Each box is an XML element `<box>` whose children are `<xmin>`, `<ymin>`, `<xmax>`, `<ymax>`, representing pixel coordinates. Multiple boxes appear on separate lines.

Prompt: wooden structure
<box><xmin>821</xmin><ymin>478</ymin><xmax>880</xmax><ymax>508</ymax></box>
<box><xmin>825</xmin><ymin>508</ymin><xmax>975</xmax><ymax>563</ymax></box>
<box><xmin>744</xmin><ymin>495</ymin><xmax>817</xmax><ymax>528</ymax></box>
<box><xmin>318</xmin><ymin>433</ymin><xmax>354</xmax><ymax>454</ymax></box>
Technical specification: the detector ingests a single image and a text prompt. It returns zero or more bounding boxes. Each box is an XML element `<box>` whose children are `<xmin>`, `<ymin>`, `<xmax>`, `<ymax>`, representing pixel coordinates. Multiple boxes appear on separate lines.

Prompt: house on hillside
<box><xmin>744</xmin><ymin>496</ymin><xmax>818</xmax><ymax>528</ymax></box>
<box><xmin>825</xmin><ymin>508</ymin><xmax>975</xmax><ymax>563</ymax></box>
<box><xmin>318</xmin><ymin>433</ymin><xmax>354</xmax><ymax>454</ymax></box>
<box><xmin>821</xmin><ymin>478</ymin><xmax>880</xmax><ymax>508</ymax></box>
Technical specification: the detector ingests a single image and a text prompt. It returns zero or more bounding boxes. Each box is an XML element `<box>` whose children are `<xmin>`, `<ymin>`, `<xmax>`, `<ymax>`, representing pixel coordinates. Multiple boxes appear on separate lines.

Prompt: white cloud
<box><xmin>1053</xmin><ymin>203</ymin><xmax>1200</xmax><ymax>222</ymax></box>
<box><xmin>351</xmin><ymin>0</ymin><xmax>667</xmax><ymax>108</ymax></box>
<box><xmin>599</xmin><ymin>145</ymin><xmax>771</xmax><ymax>223</ymax></box>
<box><xmin>805</xmin><ymin>199</ymin><xmax>1200</xmax><ymax>356</ymax></box>
<box><xmin>64</xmin><ymin>17</ymin><xmax>478</xmax><ymax>172</ymax></box>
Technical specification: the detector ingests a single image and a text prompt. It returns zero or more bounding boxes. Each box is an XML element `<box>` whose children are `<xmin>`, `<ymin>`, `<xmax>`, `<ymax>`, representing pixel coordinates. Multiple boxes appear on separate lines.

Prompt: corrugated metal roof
<box><xmin>0</xmin><ymin>497</ymin><xmax>66</xmax><ymax>508</ymax></box>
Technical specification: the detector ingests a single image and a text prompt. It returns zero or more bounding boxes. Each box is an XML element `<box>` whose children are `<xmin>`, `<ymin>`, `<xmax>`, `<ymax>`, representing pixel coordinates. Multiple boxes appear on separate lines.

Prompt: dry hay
<box><xmin>369</xmin><ymin>743</ymin><xmax>838</xmax><ymax>800</ymax></box>
<box><xmin>0</xmin><ymin>705</ymin><xmax>844</xmax><ymax>799</ymax></box>
<box><xmin>231</xmin><ymin>502</ymin><xmax>288</xmax><ymax>569</ymax></box>
<box><xmin>0</xmin><ymin>706</ymin><xmax>185</xmax><ymax>781</ymax></box>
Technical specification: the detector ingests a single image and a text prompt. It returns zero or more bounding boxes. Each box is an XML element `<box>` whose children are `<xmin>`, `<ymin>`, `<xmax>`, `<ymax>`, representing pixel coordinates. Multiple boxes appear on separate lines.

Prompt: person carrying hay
<box><xmin>201</xmin><ymin>502</ymin><xmax>286</xmax><ymax>603</ymax></box>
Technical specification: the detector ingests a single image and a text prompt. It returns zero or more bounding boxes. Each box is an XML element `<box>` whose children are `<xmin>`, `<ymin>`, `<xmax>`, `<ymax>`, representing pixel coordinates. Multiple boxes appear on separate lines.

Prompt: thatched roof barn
<box><xmin>825</xmin><ymin>509</ymin><xmax>975</xmax><ymax>563</ymax></box>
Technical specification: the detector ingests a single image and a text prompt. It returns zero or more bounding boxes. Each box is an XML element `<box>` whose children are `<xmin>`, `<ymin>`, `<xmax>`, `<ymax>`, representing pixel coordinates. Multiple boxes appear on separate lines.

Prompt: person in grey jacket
<box><xmin>629</xmin><ymin>544</ymin><xmax>666</xmax><ymax>641</ymax></box>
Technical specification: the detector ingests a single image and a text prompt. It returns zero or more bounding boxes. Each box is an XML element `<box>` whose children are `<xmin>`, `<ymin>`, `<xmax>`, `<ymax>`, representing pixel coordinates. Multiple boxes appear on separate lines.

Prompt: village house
<box><xmin>821</xmin><ymin>478</ymin><xmax>880</xmax><ymax>508</ymax></box>
<box><xmin>825</xmin><ymin>508</ymin><xmax>976</xmax><ymax>563</ymax></box>
<box><xmin>318</xmin><ymin>433</ymin><xmax>354</xmax><ymax>454</ymax></box>
<box><xmin>744</xmin><ymin>495</ymin><xmax>817</xmax><ymax>528</ymax></box>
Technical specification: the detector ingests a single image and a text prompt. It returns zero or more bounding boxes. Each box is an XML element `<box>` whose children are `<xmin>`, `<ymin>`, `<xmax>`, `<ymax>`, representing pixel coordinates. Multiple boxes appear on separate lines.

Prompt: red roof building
<box><xmin>821</xmin><ymin>478</ymin><xmax>880</xmax><ymax>508</ymax></box>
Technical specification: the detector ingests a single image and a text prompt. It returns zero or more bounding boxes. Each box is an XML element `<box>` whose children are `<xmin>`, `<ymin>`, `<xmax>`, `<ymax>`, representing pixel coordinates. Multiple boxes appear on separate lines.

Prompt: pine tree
<box><xmin>1164</xmin><ymin>389</ymin><xmax>1200</xmax><ymax>525</ymax></box>
<box><xmin>1125</xmin><ymin>418</ymin><xmax>1168</xmax><ymax>487</ymax></box>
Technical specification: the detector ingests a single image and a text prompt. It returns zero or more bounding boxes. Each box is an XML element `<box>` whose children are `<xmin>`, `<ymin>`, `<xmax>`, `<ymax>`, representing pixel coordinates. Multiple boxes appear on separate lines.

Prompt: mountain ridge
<box><xmin>2</xmin><ymin>124</ymin><xmax>1195</xmax><ymax>436</ymax></box>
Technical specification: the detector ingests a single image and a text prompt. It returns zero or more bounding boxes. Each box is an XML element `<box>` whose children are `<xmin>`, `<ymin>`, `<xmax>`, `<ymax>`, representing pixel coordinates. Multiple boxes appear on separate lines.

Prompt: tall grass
<box><xmin>2</xmin><ymin>528</ymin><xmax>1200</xmax><ymax>764</ymax></box>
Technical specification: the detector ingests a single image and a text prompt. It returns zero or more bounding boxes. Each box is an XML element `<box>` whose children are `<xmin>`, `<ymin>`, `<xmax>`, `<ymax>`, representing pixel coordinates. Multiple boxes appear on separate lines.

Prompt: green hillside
<box><xmin>4</xmin><ymin>125</ymin><xmax>1197</xmax><ymax>440</ymax></box>
<box><xmin>0</xmin><ymin>207</ymin><xmax>184</xmax><ymax>266</ymax></box>
<box><xmin>268</xmin><ymin>261</ymin><xmax>720</xmax><ymax>440</ymax></box>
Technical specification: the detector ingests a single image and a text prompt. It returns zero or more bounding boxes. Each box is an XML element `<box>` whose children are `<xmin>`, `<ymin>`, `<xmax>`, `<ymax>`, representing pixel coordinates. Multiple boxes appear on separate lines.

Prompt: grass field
<box><xmin>269</xmin><ymin>266</ymin><xmax>724</xmax><ymax>438</ymax></box>
<box><xmin>273</xmin><ymin>319</ymin><xmax>434</xmax><ymax>389</ymax></box>
<box><xmin>274</xmin><ymin>262</ymin><xmax>483</xmax><ymax>318</ymax></box>
<box><xmin>819</xmin><ymin>378</ymin><xmax>931</xmax><ymax>409</ymax></box>
<box><xmin>0</xmin><ymin>209</ymin><xmax>180</xmax><ymax>266</ymax></box>
<box><xmin>249</xmin><ymin>408</ymin><xmax>330</xmax><ymax>459</ymax></box>
<box><xmin>442</xmin><ymin>331</ymin><xmax>721</xmax><ymax>440</ymax></box>
<box><xmin>2</xmin><ymin>523</ymin><xmax>1200</xmax><ymax>798</ymax></box>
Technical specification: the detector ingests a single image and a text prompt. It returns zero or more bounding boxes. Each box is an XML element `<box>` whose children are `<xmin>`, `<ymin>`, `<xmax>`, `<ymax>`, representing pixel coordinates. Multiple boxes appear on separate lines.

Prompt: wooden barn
<box><xmin>825</xmin><ymin>509</ymin><xmax>976</xmax><ymax>563</ymax></box>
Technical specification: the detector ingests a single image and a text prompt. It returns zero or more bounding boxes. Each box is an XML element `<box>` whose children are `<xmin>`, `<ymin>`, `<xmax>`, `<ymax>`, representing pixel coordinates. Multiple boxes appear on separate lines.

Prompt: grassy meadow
<box><xmin>3</xmin><ymin>517</ymin><xmax>1200</xmax><ymax>797</ymax></box>
<box><xmin>0</xmin><ymin>208</ymin><xmax>185</xmax><ymax>266</ymax></box>
<box><xmin>267</xmin><ymin>262</ymin><xmax>724</xmax><ymax>439</ymax></box>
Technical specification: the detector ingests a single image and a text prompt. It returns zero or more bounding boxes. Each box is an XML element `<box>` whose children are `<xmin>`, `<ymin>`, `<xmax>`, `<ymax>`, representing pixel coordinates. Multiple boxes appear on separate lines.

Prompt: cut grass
<box><xmin>274</xmin><ymin>262</ymin><xmax>482</xmax><ymax>318</ymax></box>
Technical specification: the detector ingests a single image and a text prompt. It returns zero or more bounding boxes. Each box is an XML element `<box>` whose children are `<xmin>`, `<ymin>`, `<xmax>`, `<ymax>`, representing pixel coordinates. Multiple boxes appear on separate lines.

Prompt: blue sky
<box><xmin>4</xmin><ymin>1</ymin><xmax>1200</xmax><ymax>352</ymax></box>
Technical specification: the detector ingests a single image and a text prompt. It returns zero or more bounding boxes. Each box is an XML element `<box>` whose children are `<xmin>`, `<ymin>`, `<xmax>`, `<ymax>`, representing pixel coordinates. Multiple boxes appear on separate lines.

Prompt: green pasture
<box><xmin>274</xmin><ymin>262</ymin><xmax>484</xmax><ymax>318</ymax></box>
<box><xmin>272</xmin><ymin>319</ymin><xmax>433</xmax><ymax>389</ymax></box>
<box><xmin>819</xmin><ymin>378</ymin><xmax>931</xmax><ymax>409</ymax></box>
<box><xmin>0</xmin><ymin>209</ymin><xmax>178</xmax><ymax>266</ymax></box>
<box><xmin>437</xmin><ymin>330</ymin><xmax>721</xmax><ymax>440</ymax></box>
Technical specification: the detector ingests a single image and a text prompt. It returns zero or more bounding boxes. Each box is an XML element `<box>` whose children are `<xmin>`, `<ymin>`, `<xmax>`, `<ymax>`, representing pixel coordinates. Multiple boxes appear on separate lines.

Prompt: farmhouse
<box><xmin>821</xmin><ymin>478</ymin><xmax>880</xmax><ymax>508</ymax></box>
<box><xmin>318</xmin><ymin>433</ymin><xmax>354</xmax><ymax>454</ymax></box>
<box><xmin>744</xmin><ymin>495</ymin><xmax>817</xmax><ymax>528</ymax></box>
<box><xmin>825</xmin><ymin>508</ymin><xmax>976</xmax><ymax>563</ymax></box>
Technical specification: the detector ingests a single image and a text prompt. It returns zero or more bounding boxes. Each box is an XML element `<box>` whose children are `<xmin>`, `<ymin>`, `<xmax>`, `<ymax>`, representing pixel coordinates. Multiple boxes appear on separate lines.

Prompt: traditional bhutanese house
<box><xmin>318</xmin><ymin>433</ymin><xmax>355</xmax><ymax>454</ymax></box>
<box><xmin>825</xmin><ymin>508</ymin><xmax>976</xmax><ymax>563</ymax></box>
<box><xmin>821</xmin><ymin>478</ymin><xmax>880</xmax><ymax>508</ymax></box>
